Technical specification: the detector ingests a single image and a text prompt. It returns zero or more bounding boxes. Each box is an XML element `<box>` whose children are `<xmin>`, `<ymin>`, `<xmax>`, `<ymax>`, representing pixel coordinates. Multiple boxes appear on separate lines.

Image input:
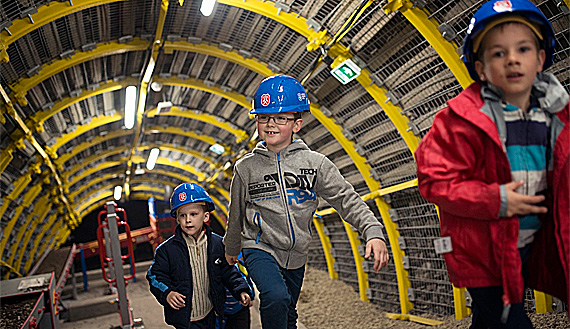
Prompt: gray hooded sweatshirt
<box><xmin>223</xmin><ymin>139</ymin><xmax>385</xmax><ymax>269</ymax></box>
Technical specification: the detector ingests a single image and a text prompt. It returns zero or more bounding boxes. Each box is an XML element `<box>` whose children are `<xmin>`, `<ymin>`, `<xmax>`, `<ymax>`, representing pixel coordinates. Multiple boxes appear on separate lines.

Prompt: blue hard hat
<box><xmin>463</xmin><ymin>0</ymin><xmax>556</xmax><ymax>82</ymax></box>
<box><xmin>170</xmin><ymin>183</ymin><xmax>215</xmax><ymax>217</ymax></box>
<box><xmin>250</xmin><ymin>75</ymin><xmax>310</xmax><ymax>114</ymax></box>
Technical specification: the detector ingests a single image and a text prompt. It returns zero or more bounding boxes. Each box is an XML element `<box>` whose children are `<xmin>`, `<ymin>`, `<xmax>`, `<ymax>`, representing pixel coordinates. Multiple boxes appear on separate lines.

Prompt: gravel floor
<box><xmin>297</xmin><ymin>266</ymin><xmax>569</xmax><ymax>328</ymax></box>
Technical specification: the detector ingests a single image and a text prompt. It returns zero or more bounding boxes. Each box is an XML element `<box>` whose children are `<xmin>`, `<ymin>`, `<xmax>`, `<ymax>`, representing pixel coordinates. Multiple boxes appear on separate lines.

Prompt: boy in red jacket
<box><xmin>415</xmin><ymin>0</ymin><xmax>569</xmax><ymax>328</ymax></box>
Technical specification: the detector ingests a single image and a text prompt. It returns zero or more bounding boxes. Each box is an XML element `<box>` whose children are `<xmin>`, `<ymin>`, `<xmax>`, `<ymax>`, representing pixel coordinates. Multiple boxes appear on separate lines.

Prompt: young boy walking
<box><xmin>223</xmin><ymin>74</ymin><xmax>390</xmax><ymax>329</ymax></box>
<box><xmin>147</xmin><ymin>183</ymin><xmax>252</xmax><ymax>329</ymax></box>
<box><xmin>415</xmin><ymin>0</ymin><xmax>569</xmax><ymax>328</ymax></box>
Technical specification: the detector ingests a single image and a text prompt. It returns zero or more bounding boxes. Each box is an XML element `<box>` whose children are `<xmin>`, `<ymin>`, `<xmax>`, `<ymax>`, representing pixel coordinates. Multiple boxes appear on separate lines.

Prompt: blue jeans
<box><xmin>242</xmin><ymin>248</ymin><xmax>305</xmax><ymax>329</ymax></box>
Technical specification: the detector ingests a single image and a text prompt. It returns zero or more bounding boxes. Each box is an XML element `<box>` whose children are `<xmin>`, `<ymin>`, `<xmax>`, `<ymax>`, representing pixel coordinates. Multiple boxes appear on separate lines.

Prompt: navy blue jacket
<box><xmin>146</xmin><ymin>225</ymin><xmax>251</xmax><ymax>329</ymax></box>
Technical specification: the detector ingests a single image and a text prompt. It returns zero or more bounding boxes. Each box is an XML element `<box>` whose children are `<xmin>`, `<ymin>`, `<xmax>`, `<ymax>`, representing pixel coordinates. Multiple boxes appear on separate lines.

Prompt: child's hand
<box><xmin>225</xmin><ymin>253</ymin><xmax>238</xmax><ymax>265</ymax></box>
<box><xmin>365</xmin><ymin>238</ymin><xmax>390</xmax><ymax>273</ymax></box>
<box><xmin>239</xmin><ymin>292</ymin><xmax>252</xmax><ymax>307</ymax></box>
<box><xmin>166</xmin><ymin>291</ymin><xmax>186</xmax><ymax>310</ymax></box>
<box><xmin>505</xmin><ymin>181</ymin><xmax>548</xmax><ymax>217</ymax></box>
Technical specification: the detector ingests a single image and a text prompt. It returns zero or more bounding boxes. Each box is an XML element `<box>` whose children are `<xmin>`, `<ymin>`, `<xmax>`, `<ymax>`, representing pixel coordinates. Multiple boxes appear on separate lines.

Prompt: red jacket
<box><xmin>415</xmin><ymin>82</ymin><xmax>569</xmax><ymax>305</ymax></box>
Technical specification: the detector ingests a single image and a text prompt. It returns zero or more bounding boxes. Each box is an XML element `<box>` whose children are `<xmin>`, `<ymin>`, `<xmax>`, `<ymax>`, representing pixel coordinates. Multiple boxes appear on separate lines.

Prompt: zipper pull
<box><xmin>196</xmin><ymin>246</ymin><xmax>200</xmax><ymax>256</ymax></box>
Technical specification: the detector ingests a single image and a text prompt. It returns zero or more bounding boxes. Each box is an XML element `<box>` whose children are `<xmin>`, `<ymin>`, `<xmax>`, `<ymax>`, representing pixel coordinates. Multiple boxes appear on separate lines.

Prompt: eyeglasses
<box><xmin>255</xmin><ymin>115</ymin><xmax>297</xmax><ymax>125</ymax></box>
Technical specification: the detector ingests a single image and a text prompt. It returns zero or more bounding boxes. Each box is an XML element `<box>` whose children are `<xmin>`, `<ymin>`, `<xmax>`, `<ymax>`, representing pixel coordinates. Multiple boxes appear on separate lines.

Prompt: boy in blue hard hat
<box><xmin>415</xmin><ymin>0</ymin><xmax>569</xmax><ymax>327</ymax></box>
<box><xmin>147</xmin><ymin>183</ymin><xmax>253</xmax><ymax>329</ymax></box>
<box><xmin>223</xmin><ymin>74</ymin><xmax>390</xmax><ymax>329</ymax></box>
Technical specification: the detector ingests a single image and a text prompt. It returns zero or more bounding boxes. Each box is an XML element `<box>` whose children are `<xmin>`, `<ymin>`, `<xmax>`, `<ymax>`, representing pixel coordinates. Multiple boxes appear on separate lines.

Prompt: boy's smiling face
<box><xmin>176</xmin><ymin>203</ymin><xmax>209</xmax><ymax>240</ymax></box>
<box><xmin>256</xmin><ymin>113</ymin><xmax>303</xmax><ymax>153</ymax></box>
<box><xmin>475</xmin><ymin>22</ymin><xmax>546</xmax><ymax>109</ymax></box>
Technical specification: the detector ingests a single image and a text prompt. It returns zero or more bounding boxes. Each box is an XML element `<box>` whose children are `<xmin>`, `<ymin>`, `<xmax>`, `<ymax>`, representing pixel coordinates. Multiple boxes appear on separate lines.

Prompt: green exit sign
<box><xmin>331</xmin><ymin>59</ymin><xmax>361</xmax><ymax>85</ymax></box>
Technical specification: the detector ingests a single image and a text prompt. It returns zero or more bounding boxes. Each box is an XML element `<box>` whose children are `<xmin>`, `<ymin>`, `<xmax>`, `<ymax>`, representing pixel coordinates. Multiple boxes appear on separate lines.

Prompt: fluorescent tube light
<box><xmin>200</xmin><ymin>0</ymin><xmax>216</xmax><ymax>16</ymax></box>
<box><xmin>146</xmin><ymin>148</ymin><xmax>160</xmax><ymax>170</ymax></box>
<box><xmin>209</xmin><ymin>143</ymin><xmax>225</xmax><ymax>155</ymax></box>
<box><xmin>124</xmin><ymin>86</ymin><xmax>137</xmax><ymax>129</ymax></box>
<box><xmin>114</xmin><ymin>185</ymin><xmax>122</xmax><ymax>200</ymax></box>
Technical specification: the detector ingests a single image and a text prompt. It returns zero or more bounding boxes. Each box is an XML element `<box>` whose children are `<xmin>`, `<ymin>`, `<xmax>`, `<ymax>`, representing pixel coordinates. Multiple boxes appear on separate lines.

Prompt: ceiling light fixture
<box><xmin>200</xmin><ymin>0</ymin><xmax>216</xmax><ymax>16</ymax></box>
<box><xmin>209</xmin><ymin>143</ymin><xmax>225</xmax><ymax>155</ymax></box>
<box><xmin>124</xmin><ymin>85</ymin><xmax>137</xmax><ymax>129</ymax></box>
<box><xmin>146</xmin><ymin>148</ymin><xmax>160</xmax><ymax>170</ymax></box>
<box><xmin>114</xmin><ymin>185</ymin><xmax>122</xmax><ymax>200</ymax></box>
<box><xmin>150</xmin><ymin>81</ymin><xmax>162</xmax><ymax>92</ymax></box>
<box><xmin>135</xmin><ymin>163</ymin><xmax>145</xmax><ymax>175</ymax></box>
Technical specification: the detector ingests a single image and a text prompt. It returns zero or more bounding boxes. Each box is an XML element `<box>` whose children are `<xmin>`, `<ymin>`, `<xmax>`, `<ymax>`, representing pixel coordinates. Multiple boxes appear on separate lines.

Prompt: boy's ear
<box><xmin>536</xmin><ymin>49</ymin><xmax>546</xmax><ymax>73</ymax></box>
<box><xmin>474</xmin><ymin>60</ymin><xmax>487</xmax><ymax>82</ymax></box>
<box><xmin>292</xmin><ymin>118</ymin><xmax>303</xmax><ymax>133</ymax></box>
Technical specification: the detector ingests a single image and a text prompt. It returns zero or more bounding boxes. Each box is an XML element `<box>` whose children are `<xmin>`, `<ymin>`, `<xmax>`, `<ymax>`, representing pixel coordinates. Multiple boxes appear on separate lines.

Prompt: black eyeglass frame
<box><xmin>255</xmin><ymin>115</ymin><xmax>298</xmax><ymax>125</ymax></box>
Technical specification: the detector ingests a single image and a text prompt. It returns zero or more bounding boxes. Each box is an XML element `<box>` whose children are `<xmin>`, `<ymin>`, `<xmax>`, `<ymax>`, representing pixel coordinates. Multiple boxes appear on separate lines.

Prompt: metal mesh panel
<box><xmin>323</xmin><ymin>213</ymin><xmax>359</xmax><ymax>292</ymax></box>
<box><xmin>362</xmin><ymin>226</ymin><xmax>400</xmax><ymax>313</ymax></box>
<box><xmin>388</xmin><ymin>187</ymin><xmax>454</xmax><ymax>316</ymax></box>
<box><xmin>307</xmin><ymin>221</ymin><xmax>328</xmax><ymax>272</ymax></box>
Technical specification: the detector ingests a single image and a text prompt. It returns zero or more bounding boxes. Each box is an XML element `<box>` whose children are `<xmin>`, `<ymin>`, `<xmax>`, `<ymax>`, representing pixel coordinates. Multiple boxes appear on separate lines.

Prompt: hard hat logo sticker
<box><xmin>493</xmin><ymin>1</ymin><xmax>513</xmax><ymax>12</ymax></box>
<box><xmin>261</xmin><ymin>94</ymin><xmax>270</xmax><ymax>106</ymax></box>
<box><xmin>179</xmin><ymin>192</ymin><xmax>187</xmax><ymax>202</ymax></box>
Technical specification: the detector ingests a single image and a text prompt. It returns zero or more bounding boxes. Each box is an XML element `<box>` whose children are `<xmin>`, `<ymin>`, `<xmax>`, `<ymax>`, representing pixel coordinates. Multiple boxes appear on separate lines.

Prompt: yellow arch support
<box><xmin>312</xmin><ymin>217</ymin><xmax>337</xmax><ymax>280</ymax></box>
<box><xmin>216</xmin><ymin>0</ymin><xmax>414</xmax><ymax>313</ymax></box>
<box><xmin>0</xmin><ymin>0</ymin><xmax>125</xmax><ymax>60</ymax></box>
<box><xmin>383</xmin><ymin>0</ymin><xmax>473</xmax><ymax>89</ymax></box>
<box><xmin>8</xmin><ymin>39</ymin><xmax>149</xmax><ymax>106</ymax></box>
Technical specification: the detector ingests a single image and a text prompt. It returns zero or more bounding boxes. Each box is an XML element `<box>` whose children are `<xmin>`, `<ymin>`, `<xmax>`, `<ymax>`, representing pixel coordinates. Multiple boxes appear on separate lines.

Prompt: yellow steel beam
<box><xmin>15</xmin><ymin>205</ymin><xmax>58</xmax><ymax>274</ymax></box>
<box><xmin>0</xmin><ymin>0</ymin><xmax>125</xmax><ymax>60</ymax></box>
<box><xmin>55</xmin><ymin>227</ymin><xmax>71</xmax><ymax>250</ymax></box>
<box><xmin>217</xmin><ymin>0</ymin><xmax>316</xmax><ymax>38</ymax></box>
<box><xmin>217</xmin><ymin>1</ymin><xmax>415</xmax><ymax>310</ymax></box>
<box><xmin>383</xmin><ymin>0</ymin><xmax>472</xmax><ymax>88</ymax></box>
<box><xmin>27</xmin><ymin>78</ymin><xmax>138</xmax><ymax>133</ymax></box>
<box><xmin>50</xmin><ymin>113</ymin><xmax>123</xmax><ymax>155</ymax></box>
<box><xmin>147</xmin><ymin>107</ymin><xmax>248</xmax><ymax>143</ymax></box>
<box><xmin>453</xmin><ymin>286</ymin><xmax>470</xmax><ymax>320</ymax></box>
<box><xmin>147</xmin><ymin>125</ymin><xmax>230</xmax><ymax>151</ymax></box>
<box><xmin>56</xmin><ymin>128</ymin><xmax>217</xmax><ymax>172</ymax></box>
<box><xmin>77</xmin><ymin>192</ymin><xmax>113</xmax><ymax>215</ymax></box>
<box><xmin>0</xmin><ymin>85</ymin><xmax>78</xmax><ymax>229</ymax></box>
<box><xmin>149</xmin><ymin>168</ymin><xmax>230</xmax><ymax>214</ymax></box>
<box><xmin>0</xmin><ymin>173</ymin><xmax>32</xmax><ymax>220</ymax></box>
<box><xmin>534</xmin><ymin>291</ymin><xmax>554</xmax><ymax>314</ymax></box>
<box><xmin>0</xmin><ymin>145</ymin><xmax>15</xmax><ymax>174</ymax></box>
<box><xmin>8</xmin><ymin>38</ymin><xmax>149</xmax><ymax>106</ymax></box>
<box><xmin>155</xmin><ymin>76</ymin><xmax>251</xmax><ymax>110</ymax></box>
<box><xmin>55</xmin><ymin>130</ymin><xmax>132</xmax><ymax>165</ymax></box>
<box><xmin>125</xmin><ymin>0</ymin><xmax>169</xmax><ymax>200</ymax></box>
<box><xmin>0</xmin><ymin>177</ymin><xmax>39</xmax><ymax>258</ymax></box>
<box><xmin>382</xmin><ymin>1</ymin><xmax>474</xmax><ymax>318</ymax></box>
<box><xmin>36</xmin><ymin>220</ymin><xmax>61</xmax><ymax>259</ymax></box>
<box><xmin>311</xmin><ymin>217</ymin><xmax>337</xmax><ymax>279</ymax></box>
<box><xmin>66</xmin><ymin>156</ymin><xmax>206</xmax><ymax>199</ymax></box>
<box><xmin>67</xmin><ymin>148</ymin><xmax>215</xmax><ymax>200</ymax></box>
<box><xmin>64</xmin><ymin>160</ymin><xmax>123</xmax><ymax>186</ymax></box>
<box><xmin>313</xmin><ymin>103</ymin><xmax>412</xmax><ymax>310</ymax></box>
<box><xmin>385</xmin><ymin>313</ymin><xmax>443</xmax><ymax>326</ymax></box>
<box><xmin>163</xmin><ymin>41</ymin><xmax>276</xmax><ymax>76</ymax></box>
<box><xmin>3</xmin><ymin>193</ymin><xmax>51</xmax><ymax>277</ymax></box>
<box><xmin>0</xmin><ymin>260</ymin><xmax>22</xmax><ymax>278</ymax></box>
<box><xmin>355</xmin><ymin>70</ymin><xmax>420</xmax><ymax>154</ymax></box>
<box><xmin>24</xmin><ymin>212</ymin><xmax>59</xmax><ymax>272</ymax></box>
<box><xmin>342</xmin><ymin>220</ymin><xmax>371</xmax><ymax>301</ymax></box>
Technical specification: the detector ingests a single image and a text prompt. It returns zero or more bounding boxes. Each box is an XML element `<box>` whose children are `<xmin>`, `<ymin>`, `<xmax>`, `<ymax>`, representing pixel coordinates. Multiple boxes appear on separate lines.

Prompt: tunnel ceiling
<box><xmin>1</xmin><ymin>0</ymin><xmax>568</xmax><ymax>275</ymax></box>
